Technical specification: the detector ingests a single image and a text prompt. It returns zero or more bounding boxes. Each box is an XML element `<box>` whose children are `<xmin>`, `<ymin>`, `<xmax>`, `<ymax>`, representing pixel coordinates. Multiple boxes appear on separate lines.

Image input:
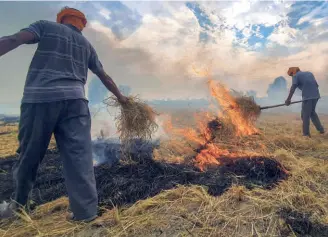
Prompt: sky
<box><xmin>0</xmin><ymin>1</ymin><xmax>328</xmax><ymax>115</ymax></box>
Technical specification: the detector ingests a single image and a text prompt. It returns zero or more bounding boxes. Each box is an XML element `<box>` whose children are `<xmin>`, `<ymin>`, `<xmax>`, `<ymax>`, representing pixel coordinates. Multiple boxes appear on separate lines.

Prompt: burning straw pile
<box><xmin>207</xmin><ymin>79</ymin><xmax>261</xmax><ymax>137</ymax></box>
<box><xmin>104</xmin><ymin>95</ymin><xmax>159</xmax><ymax>144</ymax></box>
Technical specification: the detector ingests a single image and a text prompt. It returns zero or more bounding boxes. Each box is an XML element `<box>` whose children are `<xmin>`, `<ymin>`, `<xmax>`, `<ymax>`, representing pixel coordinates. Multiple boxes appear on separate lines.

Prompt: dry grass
<box><xmin>0</xmin><ymin>125</ymin><xmax>18</xmax><ymax>158</ymax></box>
<box><xmin>0</xmin><ymin>124</ymin><xmax>57</xmax><ymax>158</ymax></box>
<box><xmin>1</xmin><ymin>113</ymin><xmax>328</xmax><ymax>236</ymax></box>
<box><xmin>104</xmin><ymin>95</ymin><xmax>159</xmax><ymax>144</ymax></box>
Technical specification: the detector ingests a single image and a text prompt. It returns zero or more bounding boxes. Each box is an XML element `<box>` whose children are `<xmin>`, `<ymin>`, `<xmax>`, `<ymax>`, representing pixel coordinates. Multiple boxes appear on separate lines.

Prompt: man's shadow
<box><xmin>0</xmin><ymin>139</ymin><xmax>287</xmax><ymax>209</ymax></box>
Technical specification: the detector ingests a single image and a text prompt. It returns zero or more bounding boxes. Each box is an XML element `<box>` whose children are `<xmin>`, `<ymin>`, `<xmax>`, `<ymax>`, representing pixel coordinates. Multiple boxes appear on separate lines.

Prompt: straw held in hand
<box><xmin>104</xmin><ymin>95</ymin><xmax>159</xmax><ymax>143</ymax></box>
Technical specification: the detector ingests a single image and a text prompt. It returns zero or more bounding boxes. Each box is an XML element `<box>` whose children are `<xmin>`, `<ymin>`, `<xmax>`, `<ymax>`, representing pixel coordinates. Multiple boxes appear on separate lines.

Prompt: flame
<box><xmin>195</xmin><ymin>144</ymin><xmax>228</xmax><ymax>171</ymax></box>
<box><xmin>207</xmin><ymin>77</ymin><xmax>258</xmax><ymax>136</ymax></box>
<box><xmin>164</xmin><ymin>113</ymin><xmax>246</xmax><ymax>171</ymax></box>
<box><xmin>162</xmin><ymin>71</ymin><xmax>262</xmax><ymax>171</ymax></box>
<box><xmin>192</xmin><ymin>67</ymin><xmax>258</xmax><ymax>136</ymax></box>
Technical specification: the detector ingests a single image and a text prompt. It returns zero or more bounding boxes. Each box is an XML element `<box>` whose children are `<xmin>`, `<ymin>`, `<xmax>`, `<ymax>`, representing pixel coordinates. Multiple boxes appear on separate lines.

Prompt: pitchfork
<box><xmin>259</xmin><ymin>97</ymin><xmax>320</xmax><ymax>110</ymax></box>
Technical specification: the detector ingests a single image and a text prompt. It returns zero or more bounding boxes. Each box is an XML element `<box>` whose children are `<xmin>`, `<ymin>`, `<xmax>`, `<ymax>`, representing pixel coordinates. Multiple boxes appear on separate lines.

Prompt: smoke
<box><xmin>88</xmin><ymin>77</ymin><xmax>108</xmax><ymax>106</ymax></box>
<box><xmin>92</xmin><ymin>138</ymin><xmax>121</xmax><ymax>167</ymax></box>
<box><xmin>255</xmin><ymin>75</ymin><xmax>328</xmax><ymax>114</ymax></box>
<box><xmin>118</xmin><ymin>85</ymin><xmax>132</xmax><ymax>96</ymax></box>
<box><xmin>267</xmin><ymin>76</ymin><xmax>288</xmax><ymax>100</ymax></box>
<box><xmin>90</xmin><ymin>104</ymin><xmax>169</xmax><ymax>142</ymax></box>
<box><xmin>1</xmin><ymin>1</ymin><xmax>328</xmax><ymax>115</ymax></box>
<box><xmin>83</xmin><ymin>20</ymin><xmax>328</xmax><ymax>103</ymax></box>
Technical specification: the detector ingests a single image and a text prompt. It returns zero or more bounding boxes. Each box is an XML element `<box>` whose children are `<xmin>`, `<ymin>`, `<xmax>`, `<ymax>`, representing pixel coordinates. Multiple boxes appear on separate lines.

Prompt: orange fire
<box><xmin>164</xmin><ymin>114</ymin><xmax>246</xmax><ymax>171</ymax></box>
<box><xmin>163</xmin><ymin>72</ymin><xmax>260</xmax><ymax>171</ymax></box>
<box><xmin>207</xmin><ymin>74</ymin><xmax>258</xmax><ymax>136</ymax></box>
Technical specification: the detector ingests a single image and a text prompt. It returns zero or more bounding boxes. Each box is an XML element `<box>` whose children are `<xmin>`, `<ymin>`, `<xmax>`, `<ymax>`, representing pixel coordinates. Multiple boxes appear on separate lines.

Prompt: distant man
<box><xmin>0</xmin><ymin>7</ymin><xmax>128</xmax><ymax>221</ymax></box>
<box><xmin>285</xmin><ymin>67</ymin><xmax>324</xmax><ymax>137</ymax></box>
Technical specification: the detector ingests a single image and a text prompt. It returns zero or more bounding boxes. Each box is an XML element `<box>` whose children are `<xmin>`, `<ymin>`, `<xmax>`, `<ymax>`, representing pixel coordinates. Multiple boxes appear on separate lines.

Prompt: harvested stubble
<box><xmin>104</xmin><ymin>95</ymin><xmax>159</xmax><ymax>143</ymax></box>
<box><xmin>3</xmin><ymin>116</ymin><xmax>328</xmax><ymax>236</ymax></box>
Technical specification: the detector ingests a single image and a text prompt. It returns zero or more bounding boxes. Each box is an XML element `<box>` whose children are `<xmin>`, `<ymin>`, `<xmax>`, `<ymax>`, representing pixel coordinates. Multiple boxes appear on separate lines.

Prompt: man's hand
<box><xmin>285</xmin><ymin>99</ymin><xmax>291</xmax><ymax>106</ymax></box>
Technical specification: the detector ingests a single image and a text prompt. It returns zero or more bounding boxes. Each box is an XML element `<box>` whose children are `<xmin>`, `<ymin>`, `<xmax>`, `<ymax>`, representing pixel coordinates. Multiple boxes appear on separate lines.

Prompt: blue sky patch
<box><xmin>185</xmin><ymin>2</ymin><xmax>215</xmax><ymax>43</ymax></box>
<box><xmin>247</xmin><ymin>25</ymin><xmax>274</xmax><ymax>49</ymax></box>
<box><xmin>288</xmin><ymin>1</ymin><xmax>326</xmax><ymax>30</ymax></box>
<box><xmin>185</xmin><ymin>2</ymin><xmax>214</xmax><ymax>31</ymax></box>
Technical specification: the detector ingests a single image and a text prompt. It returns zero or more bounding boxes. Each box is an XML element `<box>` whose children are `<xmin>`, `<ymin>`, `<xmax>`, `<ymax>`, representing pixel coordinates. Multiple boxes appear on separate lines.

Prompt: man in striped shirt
<box><xmin>0</xmin><ymin>7</ymin><xmax>128</xmax><ymax>222</ymax></box>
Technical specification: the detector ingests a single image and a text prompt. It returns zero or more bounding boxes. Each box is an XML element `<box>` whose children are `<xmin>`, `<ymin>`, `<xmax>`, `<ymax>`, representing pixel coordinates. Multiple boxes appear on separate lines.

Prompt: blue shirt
<box><xmin>20</xmin><ymin>20</ymin><xmax>103</xmax><ymax>103</ymax></box>
<box><xmin>292</xmin><ymin>71</ymin><xmax>320</xmax><ymax>99</ymax></box>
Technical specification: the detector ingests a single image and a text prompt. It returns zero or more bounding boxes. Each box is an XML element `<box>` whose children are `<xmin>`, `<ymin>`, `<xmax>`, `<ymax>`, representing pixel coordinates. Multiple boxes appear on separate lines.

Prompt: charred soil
<box><xmin>0</xmin><ymin>145</ymin><xmax>287</xmax><ymax>210</ymax></box>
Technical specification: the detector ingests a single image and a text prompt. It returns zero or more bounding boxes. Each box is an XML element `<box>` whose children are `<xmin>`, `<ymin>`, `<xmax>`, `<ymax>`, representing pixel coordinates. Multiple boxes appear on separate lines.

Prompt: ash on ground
<box><xmin>0</xmin><ymin>139</ymin><xmax>287</xmax><ymax>210</ymax></box>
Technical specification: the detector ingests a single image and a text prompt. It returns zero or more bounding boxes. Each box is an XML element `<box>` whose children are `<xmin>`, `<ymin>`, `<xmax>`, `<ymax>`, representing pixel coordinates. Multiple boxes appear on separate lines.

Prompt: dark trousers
<box><xmin>13</xmin><ymin>99</ymin><xmax>98</xmax><ymax>220</ymax></box>
<box><xmin>301</xmin><ymin>99</ymin><xmax>324</xmax><ymax>136</ymax></box>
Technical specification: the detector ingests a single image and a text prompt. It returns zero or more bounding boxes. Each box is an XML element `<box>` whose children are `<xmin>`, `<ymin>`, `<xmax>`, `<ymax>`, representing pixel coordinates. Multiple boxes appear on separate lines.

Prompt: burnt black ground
<box><xmin>0</xmin><ymin>140</ymin><xmax>287</xmax><ymax>210</ymax></box>
<box><xmin>279</xmin><ymin>208</ymin><xmax>328</xmax><ymax>237</ymax></box>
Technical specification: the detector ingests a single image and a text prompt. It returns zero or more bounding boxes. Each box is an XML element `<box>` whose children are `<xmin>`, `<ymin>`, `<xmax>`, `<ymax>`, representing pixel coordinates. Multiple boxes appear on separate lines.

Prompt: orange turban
<box><xmin>287</xmin><ymin>67</ymin><xmax>300</xmax><ymax>76</ymax></box>
<box><xmin>56</xmin><ymin>7</ymin><xmax>87</xmax><ymax>31</ymax></box>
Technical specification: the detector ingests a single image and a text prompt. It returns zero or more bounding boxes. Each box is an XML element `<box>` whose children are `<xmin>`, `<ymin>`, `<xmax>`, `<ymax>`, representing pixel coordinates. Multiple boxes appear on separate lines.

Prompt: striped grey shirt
<box><xmin>20</xmin><ymin>20</ymin><xmax>103</xmax><ymax>103</ymax></box>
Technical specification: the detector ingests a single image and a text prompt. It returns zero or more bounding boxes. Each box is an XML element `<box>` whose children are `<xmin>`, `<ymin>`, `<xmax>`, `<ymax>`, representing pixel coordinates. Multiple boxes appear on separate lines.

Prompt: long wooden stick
<box><xmin>260</xmin><ymin>98</ymin><xmax>319</xmax><ymax>110</ymax></box>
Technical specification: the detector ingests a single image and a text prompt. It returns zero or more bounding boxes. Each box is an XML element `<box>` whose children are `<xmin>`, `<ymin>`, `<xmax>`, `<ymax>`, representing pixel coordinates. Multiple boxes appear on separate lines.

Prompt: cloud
<box><xmin>1</xmin><ymin>1</ymin><xmax>328</xmax><ymax>115</ymax></box>
<box><xmin>85</xmin><ymin>2</ymin><xmax>300</xmax><ymax>98</ymax></box>
<box><xmin>85</xmin><ymin>3</ymin><xmax>210</xmax><ymax>100</ymax></box>
<box><xmin>211</xmin><ymin>1</ymin><xmax>288</xmax><ymax>28</ymax></box>
<box><xmin>297</xmin><ymin>2</ymin><xmax>328</xmax><ymax>25</ymax></box>
<box><xmin>267</xmin><ymin>24</ymin><xmax>299</xmax><ymax>46</ymax></box>
<box><xmin>99</xmin><ymin>8</ymin><xmax>111</xmax><ymax>20</ymax></box>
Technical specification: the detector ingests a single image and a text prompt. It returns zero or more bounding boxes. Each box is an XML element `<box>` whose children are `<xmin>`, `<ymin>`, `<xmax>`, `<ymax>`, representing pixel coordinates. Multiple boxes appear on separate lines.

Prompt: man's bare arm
<box><xmin>96</xmin><ymin>70</ymin><xmax>127</xmax><ymax>103</ymax></box>
<box><xmin>0</xmin><ymin>31</ymin><xmax>35</xmax><ymax>57</ymax></box>
<box><xmin>285</xmin><ymin>84</ymin><xmax>297</xmax><ymax>105</ymax></box>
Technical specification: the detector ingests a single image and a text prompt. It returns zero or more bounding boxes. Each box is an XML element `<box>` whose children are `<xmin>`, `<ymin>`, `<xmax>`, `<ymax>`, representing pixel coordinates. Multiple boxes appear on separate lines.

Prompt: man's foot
<box><xmin>66</xmin><ymin>212</ymin><xmax>98</xmax><ymax>223</ymax></box>
<box><xmin>0</xmin><ymin>201</ymin><xmax>16</xmax><ymax>219</ymax></box>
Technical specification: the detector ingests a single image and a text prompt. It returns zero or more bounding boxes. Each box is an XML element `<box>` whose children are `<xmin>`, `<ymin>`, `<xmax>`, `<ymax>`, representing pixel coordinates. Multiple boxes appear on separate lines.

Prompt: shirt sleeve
<box><xmin>292</xmin><ymin>75</ymin><xmax>299</xmax><ymax>86</ymax></box>
<box><xmin>88</xmin><ymin>46</ymin><xmax>104</xmax><ymax>74</ymax></box>
<box><xmin>20</xmin><ymin>20</ymin><xmax>45</xmax><ymax>44</ymax></box>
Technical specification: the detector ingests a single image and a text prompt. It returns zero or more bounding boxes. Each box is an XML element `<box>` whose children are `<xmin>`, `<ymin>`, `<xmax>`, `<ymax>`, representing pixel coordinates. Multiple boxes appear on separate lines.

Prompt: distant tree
<box><xmin>267</xmin><ymin>76</ymin><xmax>288</xmax><ymax>99</ymax></box>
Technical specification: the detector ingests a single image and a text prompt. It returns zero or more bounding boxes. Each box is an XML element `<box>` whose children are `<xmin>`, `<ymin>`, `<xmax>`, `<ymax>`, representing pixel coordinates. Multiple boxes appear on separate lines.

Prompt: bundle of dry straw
<box><xmin>228</xmin><ymin>90</ymin><xmax>261</xmax><ymax>122</ymax></box>
<box><xmin>234</xmin><ymin>96</ymin><xmax>261</xmax><ymax>122</ymax></box>
<box><xmin>104</xmin><ymin>95</ymin><xmax>159</xmax><ymax>143</ymax></box>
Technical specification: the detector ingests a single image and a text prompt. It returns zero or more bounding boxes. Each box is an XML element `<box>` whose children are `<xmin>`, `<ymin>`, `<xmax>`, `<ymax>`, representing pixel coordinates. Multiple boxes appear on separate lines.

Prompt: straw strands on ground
<box><xmin>2</xmin><ymin>115</ymin><xmax>328</xmax><ymax>236</ymax></box>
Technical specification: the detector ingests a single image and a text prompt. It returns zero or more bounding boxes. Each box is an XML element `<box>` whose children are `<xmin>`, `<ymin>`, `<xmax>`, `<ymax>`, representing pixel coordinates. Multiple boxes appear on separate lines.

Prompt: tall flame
<box><xmin>163</xmin><ymin>71</ymin><xmax>260</xmax><ymax>171</ymax></box>
<box><xmin>192</xmin><ymin>67</ymin><xmax>258</xmax><ymax>136</ymax></box>
<box><xmin>207</xmin><ymin>78</ymin><xmax>258</xmax><ymax>136</ymax></box>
